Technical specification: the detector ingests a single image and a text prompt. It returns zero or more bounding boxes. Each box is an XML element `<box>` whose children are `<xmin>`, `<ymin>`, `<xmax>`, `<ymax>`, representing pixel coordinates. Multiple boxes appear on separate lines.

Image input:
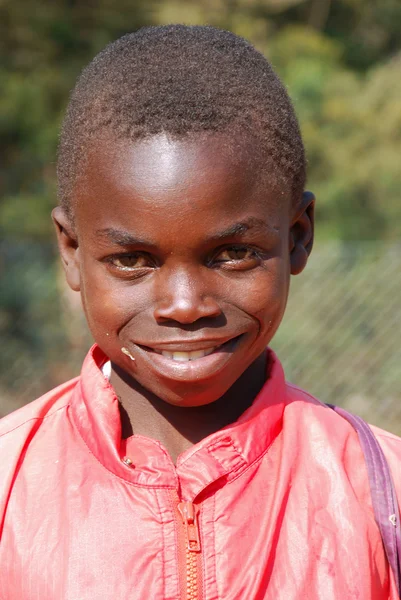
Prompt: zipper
<box><xmin>173</xmin><ymin>492</ymin><xmax>203</xmax><ymax>600</ymax></box>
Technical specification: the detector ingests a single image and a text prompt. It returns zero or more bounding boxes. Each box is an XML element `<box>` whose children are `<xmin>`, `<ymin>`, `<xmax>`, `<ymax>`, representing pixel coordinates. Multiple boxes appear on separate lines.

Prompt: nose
<box><xmin>153</xmin><ymin>267</ymin><xmax>222</xmax><ymax>324</ymax></box>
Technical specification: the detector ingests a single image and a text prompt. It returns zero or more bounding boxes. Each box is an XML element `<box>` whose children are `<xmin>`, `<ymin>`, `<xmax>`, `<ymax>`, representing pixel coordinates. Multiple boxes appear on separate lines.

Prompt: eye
<box><xmin>213</xmin><ymin>245</ymin><xmax>262</xmax><ymax>270</ymax></box>
<box><xmin>218</xmin><ymin>247</ymin><xmax>251</xmax><ymax>261</ymax></box>
<box><xmin>107</xmin><ymin>253</ymin><xmax>153</xmax><ymax>271</ymax></box>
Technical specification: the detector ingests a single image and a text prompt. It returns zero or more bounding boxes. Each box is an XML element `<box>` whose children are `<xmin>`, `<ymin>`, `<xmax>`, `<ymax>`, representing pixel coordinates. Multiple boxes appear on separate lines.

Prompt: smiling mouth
<box><xmin>138</xmin><ymin>336</ymin><xmax>240</xmax><ymax>363</ymax></box>
<box><xmin>155</xmin><ymin>347</ymin><xmax>217</xmax><ymax>362</ymax></box>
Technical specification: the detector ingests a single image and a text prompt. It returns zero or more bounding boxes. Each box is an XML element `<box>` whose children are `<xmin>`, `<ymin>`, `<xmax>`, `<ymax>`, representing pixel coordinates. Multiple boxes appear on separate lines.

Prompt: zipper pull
<box><xmin>178</xmin><ymin>501</ymin><xmax>201</xmax><ymax>552</ymax></box>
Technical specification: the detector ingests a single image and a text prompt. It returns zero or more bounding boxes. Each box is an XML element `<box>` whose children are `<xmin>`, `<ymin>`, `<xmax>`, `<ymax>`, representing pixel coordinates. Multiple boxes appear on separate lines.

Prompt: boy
<box><xmin>0</xmin><ymin>24</ymin><xmax>400</xmax><ymax>600</ymax></box>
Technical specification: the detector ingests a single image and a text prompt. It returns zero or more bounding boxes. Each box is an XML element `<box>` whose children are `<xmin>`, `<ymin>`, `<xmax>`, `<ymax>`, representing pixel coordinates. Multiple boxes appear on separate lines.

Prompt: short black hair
<box><xmin>57</xmin><ymin>24</ymin><xmax>306</xmax><ymax>219</ymax></box>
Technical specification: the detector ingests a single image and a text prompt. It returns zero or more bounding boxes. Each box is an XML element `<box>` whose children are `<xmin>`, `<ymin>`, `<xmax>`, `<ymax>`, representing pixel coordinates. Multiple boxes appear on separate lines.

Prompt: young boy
<box><xmin>0</xmin><ymin>25</ymin><xmax>400</xmax><ymax>600</ymax></box>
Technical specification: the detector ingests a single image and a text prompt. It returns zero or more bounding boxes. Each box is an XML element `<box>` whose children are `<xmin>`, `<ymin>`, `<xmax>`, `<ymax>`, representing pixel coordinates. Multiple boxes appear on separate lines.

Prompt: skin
<box><xmin>53</xmin><ymin>133</ymin><xmax>314</xmax><ymax>462</ymax></box>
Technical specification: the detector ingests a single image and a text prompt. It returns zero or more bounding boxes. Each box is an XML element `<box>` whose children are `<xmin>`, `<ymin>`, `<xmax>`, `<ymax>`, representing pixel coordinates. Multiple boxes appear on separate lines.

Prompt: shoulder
<box><xmin>0</xmin><ymin>377</ymin><xmax>79</xmax><ymax>533</ymax></box>
<box><xmin>284</xmin><ymin>381</ymin><xmax>335</xmax><ymax>424</ymax></box>
<box><xmin>0</xmin><ymin>377</ymin><xmax>79</xmax><ymax>443</ymax></box>
<box><xmin>285</xmin><ymin>381</ymin><xmax>325</xmax><ymax>407</ymax></box>
<box><xmin>284</xmin><ymin>380</ymin><xmax>401</xmax><ymax>497</ymax></box>
<box><xmin>285</xmin><ymin>381</ymin><xmax>401</xmax><ymax>450</ymax></box>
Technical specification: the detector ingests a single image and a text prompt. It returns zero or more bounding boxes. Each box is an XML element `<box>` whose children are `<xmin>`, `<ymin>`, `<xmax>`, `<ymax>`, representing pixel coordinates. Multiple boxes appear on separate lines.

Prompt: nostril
<box><xmin>154</xmin><ymin>296</ymin><xmax>222</xmax><ymax>325</ymax></box>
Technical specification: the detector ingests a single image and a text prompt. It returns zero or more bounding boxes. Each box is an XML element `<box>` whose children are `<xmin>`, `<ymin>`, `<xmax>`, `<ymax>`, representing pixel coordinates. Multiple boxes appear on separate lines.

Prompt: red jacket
<box><xmin>1</xmin><ymin>345</ymin><xmax>400</xmax><ymax>599</ymax></box>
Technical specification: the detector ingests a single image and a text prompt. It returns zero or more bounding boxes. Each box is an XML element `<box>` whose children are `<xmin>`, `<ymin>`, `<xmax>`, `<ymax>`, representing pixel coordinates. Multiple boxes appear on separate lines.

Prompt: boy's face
<box><xmin>53</xmin><ymin>133</ymin><xmax>314</xmax><ymax>406</ymax></box>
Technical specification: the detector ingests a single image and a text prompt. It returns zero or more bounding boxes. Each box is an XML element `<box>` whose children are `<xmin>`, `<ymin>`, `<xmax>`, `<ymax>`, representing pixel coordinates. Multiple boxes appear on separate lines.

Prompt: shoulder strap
<box><xmin>328</xmin><ymin>404</ymin><xmax>401</xmax><ymax>595</ymax></box>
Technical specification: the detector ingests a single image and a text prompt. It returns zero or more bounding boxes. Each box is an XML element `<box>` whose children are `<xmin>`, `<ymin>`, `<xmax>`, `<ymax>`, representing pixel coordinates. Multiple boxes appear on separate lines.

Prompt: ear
<box><xmin>289</xmin><ymin>191</ymin><xmax>315</xmax><ymax>276</ymax></box>
<box><xmin>52</xmin><ymin>207</ymin><xmax>81</xmax><ymax>291</ymax></box>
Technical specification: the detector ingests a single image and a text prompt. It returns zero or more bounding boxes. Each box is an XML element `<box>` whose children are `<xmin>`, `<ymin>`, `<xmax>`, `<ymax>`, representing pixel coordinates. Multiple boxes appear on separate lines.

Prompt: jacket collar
<box><xmin>70</xmin><ymin>345</ymin><xmax>287</xmax><ymax>498</ymax></box>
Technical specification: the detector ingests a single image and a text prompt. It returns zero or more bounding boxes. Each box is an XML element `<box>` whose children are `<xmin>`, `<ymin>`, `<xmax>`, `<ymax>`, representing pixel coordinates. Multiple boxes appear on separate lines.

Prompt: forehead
<box><xmin>73</xmin><ymin>133</ymin><xmax>289</xmax><ymax>238</ymax></box>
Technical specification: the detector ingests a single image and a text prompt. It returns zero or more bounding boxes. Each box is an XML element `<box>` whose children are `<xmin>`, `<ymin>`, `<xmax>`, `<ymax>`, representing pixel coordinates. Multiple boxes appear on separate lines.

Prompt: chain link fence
<box><xmin>1</xmin><ymin>241</ymin><xmax>400</xmax><ymax>435</ymax></box>
<box><xmin>271</xmin><ymin>242</ymin><xmax>401</xmax><ymax>435</ymax></box>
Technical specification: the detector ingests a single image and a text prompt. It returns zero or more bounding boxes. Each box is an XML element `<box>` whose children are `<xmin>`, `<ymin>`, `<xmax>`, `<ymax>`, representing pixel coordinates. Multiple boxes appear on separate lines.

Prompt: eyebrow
<box><xmin>95</xmin><ymin>218</ymin><xmax>279</xmax><ymax>247</ymax></box>
<box><xmin>210</xmin><ymin>217</ymin><xmax>279</xmax><ymax>241</ymax></box>
<box><xmin>95</xmin><ymin>228</ymin><xmax>154</xmax><ymax>247</ymax></box>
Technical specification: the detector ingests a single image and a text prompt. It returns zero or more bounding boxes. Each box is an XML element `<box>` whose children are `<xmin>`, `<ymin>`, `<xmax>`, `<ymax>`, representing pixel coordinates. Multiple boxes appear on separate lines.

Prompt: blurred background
<box><xmin>1</xmin><ymin>0</ymin><xmax>400</xmax><ymax>432</ymax></box>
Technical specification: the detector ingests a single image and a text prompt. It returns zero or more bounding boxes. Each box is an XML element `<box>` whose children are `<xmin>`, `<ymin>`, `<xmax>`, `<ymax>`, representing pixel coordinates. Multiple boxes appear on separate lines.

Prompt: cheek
<box><xmin>229</xmin><ymin>258</ymin><xmax>290</xmax><ymax>325</ymax></box>
<box><xmin>79</xmin><ymin>261</ymin><xmax>149</xmax><ymax>336</ymax></box>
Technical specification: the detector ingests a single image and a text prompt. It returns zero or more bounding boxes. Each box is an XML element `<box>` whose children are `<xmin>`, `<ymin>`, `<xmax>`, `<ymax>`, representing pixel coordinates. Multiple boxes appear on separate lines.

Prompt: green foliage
<box><xmin>267</xmin><ymin>25</ymin><xmax>401</xmax><ymax>240</ymax></box>
<box><xmin>0</xmin><ymin>0</ymin><xmax>152</xmax><ymax>240</ymax></box>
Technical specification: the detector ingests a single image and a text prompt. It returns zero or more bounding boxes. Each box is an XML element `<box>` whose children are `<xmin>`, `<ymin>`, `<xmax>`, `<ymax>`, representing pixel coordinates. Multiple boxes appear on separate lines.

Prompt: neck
<box><xmin>110</xmin><ymin>350</ymin><xmax>269</xmax><ymax>463</ymax></box>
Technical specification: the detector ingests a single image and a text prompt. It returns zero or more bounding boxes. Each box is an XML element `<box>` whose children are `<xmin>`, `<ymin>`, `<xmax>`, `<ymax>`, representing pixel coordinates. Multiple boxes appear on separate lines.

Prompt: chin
<box><xmin>151</xmin><ymin>378</ymin><xmax>233</xmax><ymax>407</ymax></box>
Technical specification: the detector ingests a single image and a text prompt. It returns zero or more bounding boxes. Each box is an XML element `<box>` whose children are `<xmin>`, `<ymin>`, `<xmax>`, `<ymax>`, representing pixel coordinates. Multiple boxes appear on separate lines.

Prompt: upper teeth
<box><xmin>158</xmin><ymin>348</ymin><xmax>217</xmax><ymax>361</ymax></box>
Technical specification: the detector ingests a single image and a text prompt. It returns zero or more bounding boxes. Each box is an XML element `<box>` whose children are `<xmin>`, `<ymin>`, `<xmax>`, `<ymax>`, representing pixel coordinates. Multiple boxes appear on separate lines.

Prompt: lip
<box><xmin>138</xmin><ymin>337</ymin><xmax>236</xmax><ymax>353</ymax></box>
<box><xmin>132</xmin><ymin>334</ymin><xmax>245</xmax><ymax>382</ymax></box>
